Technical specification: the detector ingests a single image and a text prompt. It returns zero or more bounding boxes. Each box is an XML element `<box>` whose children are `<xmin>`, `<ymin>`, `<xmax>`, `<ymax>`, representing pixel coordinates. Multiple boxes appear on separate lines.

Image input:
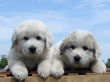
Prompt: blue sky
<box><xmin>0</xmin><ymin>0</ymin><xmax>110</xmax><ymax>61</ymax></box>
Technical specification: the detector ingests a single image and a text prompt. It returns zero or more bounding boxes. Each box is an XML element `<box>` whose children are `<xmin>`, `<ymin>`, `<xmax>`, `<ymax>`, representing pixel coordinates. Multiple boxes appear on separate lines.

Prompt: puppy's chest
<box><xmin>22</xmin><ymin>57</ymin><xmax>42</xmax><ymax>70</ymax></box>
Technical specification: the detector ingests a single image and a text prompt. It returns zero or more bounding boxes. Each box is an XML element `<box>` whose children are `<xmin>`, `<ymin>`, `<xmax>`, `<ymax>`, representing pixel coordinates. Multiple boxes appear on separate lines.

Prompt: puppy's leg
<box><xmin>10</xmin><ymin>62</ymin><xmax>28</xmax><ymax>81</ymax></box>
<box><xmin>37</xmin><ymin>59</ymin><xmax>51</xmax><ymax>79</ymax></box>
<box><xmin>51</xmin><ymin>59</ymin><xmax>64</xmax><ymax>78</ymax></box>
<box><xmin>91</xmin><ymin>59</ymin><xmax>107</xmax><ymax>74</ymax></box>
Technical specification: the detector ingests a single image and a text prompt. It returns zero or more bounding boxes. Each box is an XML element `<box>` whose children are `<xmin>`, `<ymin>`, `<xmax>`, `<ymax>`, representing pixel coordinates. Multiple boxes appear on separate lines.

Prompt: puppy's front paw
<box><xmin>37</xmin><ymin>64</ymin><xmax>50</xmax><ymax>79</ymax></box>
<box><xmin>51</xmin><ymin>65</ymin><xmax>64</xmax><ymax>78</ymax></box>
<box><xmin>11</xmin><ymin>67</ymin><xmax>28</xmax><ymax>81</ymax></box>
<box><xmin>92</xmin><ymin>60</ymin><xmax>107</xmax><ymax>74</ymax></box>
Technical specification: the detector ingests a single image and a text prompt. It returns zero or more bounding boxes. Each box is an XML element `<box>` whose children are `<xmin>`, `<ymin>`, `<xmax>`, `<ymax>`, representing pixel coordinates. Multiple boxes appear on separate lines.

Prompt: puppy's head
<box><xmin>60</xmin><ymin>30</ymin><xmax>101</xmax><ymax>68</ymax></box>
<box><xmin>11</xmin><ymin>20</ymin><xmax>54</xmax><ymax>56</ymax></box>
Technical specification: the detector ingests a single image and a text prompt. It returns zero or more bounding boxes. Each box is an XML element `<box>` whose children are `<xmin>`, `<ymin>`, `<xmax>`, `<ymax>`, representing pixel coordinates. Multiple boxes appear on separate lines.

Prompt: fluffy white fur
<box><xmin>7</xmin><ymin>20</ymin><xmax>54</xmax><ymax>81</ymax></box>
<box><xmin>51</xmin><ymin>30</ymin><xmax>106</xmax><ymax>78</ymax></box>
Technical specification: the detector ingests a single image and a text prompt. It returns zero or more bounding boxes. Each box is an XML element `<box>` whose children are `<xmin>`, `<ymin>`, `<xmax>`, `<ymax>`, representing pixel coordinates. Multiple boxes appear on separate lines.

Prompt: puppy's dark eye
<box><xmin>83</xmin><ymin>46</ymin><xmax>88</xmax><ymax>51</ymax></box>
<box><xmin>36</xmin><ymin>36</ymin><xmax>41</xmax><ymax>40</ymax></box>
<box><xmin>71</xmin><ymin>45</ymin><xmax>76</xmax><ymax>49</ymax></box>
<box><xmin>23</xmin><ymin>36</ymin><xmax>29</xmax><ymax>40</ymax></box>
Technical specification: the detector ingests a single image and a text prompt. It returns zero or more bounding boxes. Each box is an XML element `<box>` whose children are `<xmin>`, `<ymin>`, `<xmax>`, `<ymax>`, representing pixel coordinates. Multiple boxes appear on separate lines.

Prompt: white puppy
<box><xmin>7</xmin><ymin>20</ymin><xmax>54</xmax><ymax>81</ymax></box>
<box><xmin>51</xmin><ymin>30</ymin><xmax>106</xmax><ymax>78</ymax></box>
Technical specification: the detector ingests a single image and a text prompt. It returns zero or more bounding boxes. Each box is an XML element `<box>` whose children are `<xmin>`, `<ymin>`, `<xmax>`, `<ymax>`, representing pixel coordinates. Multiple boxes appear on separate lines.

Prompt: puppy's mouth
<box><xmin>29</xmin><ymin>51</ymin><xmax>40</xmax><ymax>55</ymax></box>
<box><xmin>72</xmin><ymin>63</ymin><xmax>82</xmax><ymax>68</ymax></box>
<box><xmin>29</xmin><ymin>52</ymin><xmax>36</xmax><ymax>55</ymax></box>
<box><xmin>74</xmin><ymin>61</ymin><xmax>81</xmax><ymax>64</ymax></box>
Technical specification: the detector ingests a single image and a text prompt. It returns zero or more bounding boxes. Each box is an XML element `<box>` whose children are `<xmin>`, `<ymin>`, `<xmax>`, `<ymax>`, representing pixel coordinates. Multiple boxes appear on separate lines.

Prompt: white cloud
<box><xmin>47</xmin><ymin>20</ymin><xmax>73</xmax><ymax>34</ymax></box>
<box><xmin>101</xmin><ymin>42</ymin><xmax>110</xmax><ymax>62</ymax></box>
<box><xmin>0</xmin><ymin>15</ymin><xmax>23</xmax><ymax>40</ymax></box>
<box><xmin>71</xmin><ymin>1</ymin><xmax>110</xmax><ymax>27</ymax></box>
<box><xmin>0</xmin><ymin>27</ymin><xmax>13</xmax><ymax>40</ymax></box>
<box><xmin>101</xmin><ymin>43</ymin><xmax>110</xmax><ymax>50</ymax></box>
<box><xmin>0</xmin><ymin>15</ymin><xmax>21</xmax><ymax>26</ymax></box>
<box><xmin>94</xmin><ymin>29</ymin><xmax>110</xmax><ymax>38</ymax></box>
<box><xmin>37</xmin><ymin>0</ymin><xmax>66</xmax><ymax>3</ymax></box>
<box><xmin>68</xmin><ymin>10</ymin><xmax>110</xmax><ymax>30</ymax></box>
<box><xmin>74</xmin><ymin>0</ymin><xmax>110</xmax><ymax>9</ymax></box>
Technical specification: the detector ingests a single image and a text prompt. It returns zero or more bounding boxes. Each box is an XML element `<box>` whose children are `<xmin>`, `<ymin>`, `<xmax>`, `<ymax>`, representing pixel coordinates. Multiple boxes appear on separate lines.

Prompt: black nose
<box><xmin>29</xmin><ymin>46</ymin><xmax>36</xmax><ymax>53</ymax></box>
<box><xmin>74</xmin><ymin>55</ymin><xmax>81</xmax><ymax>62</ymax></box>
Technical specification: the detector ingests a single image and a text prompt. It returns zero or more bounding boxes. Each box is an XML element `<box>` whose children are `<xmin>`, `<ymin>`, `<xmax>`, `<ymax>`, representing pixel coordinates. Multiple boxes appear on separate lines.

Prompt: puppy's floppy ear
<box><xmin>94</xmin><ymin>42</ymin><xmax>101</xmax><ymax>58</ymax></box>
<box><xmin>60</xmin><ymin>41</ymin><xmax>67</xmax><ymax>55</ymax></box>
<box><xmin>11</xmin><ymin>31</ymin><xmax>18</xmax><ymax>49</ymax></box>
<box><xmin>88</xmin><ymin>34</ymin><xmax>101</xmax><ymax>58</ymax></box>
<box><xmin>45</xmin><ymin>31</ymin><xmax>54</xmax><ymax>49</ymax></box>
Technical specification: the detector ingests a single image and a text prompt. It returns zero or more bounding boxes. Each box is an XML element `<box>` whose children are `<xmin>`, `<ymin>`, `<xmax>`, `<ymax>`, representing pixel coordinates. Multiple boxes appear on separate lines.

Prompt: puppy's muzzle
<box><xmin>74</xmin><ymin>55</ymin><xmax>81</xmax><ymax>63</ymax></box>
<box><xmin>29</xmin><ymin>46</ymin><xmax>36</xmax><ymax>54</ymax></box>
